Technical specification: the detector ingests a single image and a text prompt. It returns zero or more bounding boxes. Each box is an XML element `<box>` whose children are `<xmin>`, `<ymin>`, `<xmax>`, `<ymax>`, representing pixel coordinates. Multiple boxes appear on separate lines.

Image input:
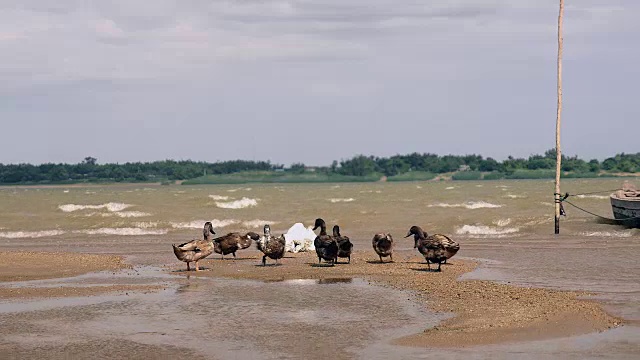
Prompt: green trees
<box><xmin>1</xmin><ymin>151</ymin><xmax>639</xmax><ymax>185</ymax></box>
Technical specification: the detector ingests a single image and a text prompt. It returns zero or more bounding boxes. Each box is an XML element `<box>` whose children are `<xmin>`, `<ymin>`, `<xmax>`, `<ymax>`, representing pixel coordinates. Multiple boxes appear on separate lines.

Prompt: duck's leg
<box><xmin>233</xmin><ymin>252</ymin><xmax>236</xmax><ymax>258</ymax></box>
<box><xmin>436</xmin><ymin>262</ymin><xmax>442</xmax><ymax>272</ymax></box>
<box><xmin>390</xmin><ymin>254</ymin><xmax>393</xmax><ymax>262</ymax></box>
<box><xmin>318</xmin><ymin>257</ymin><xmax>322</xmax><ymax>264</ymax></box>
<box><xmin>195</xmin><ymin>261</ymin><xmax>200</xmax><ymax>271</ymax></box>
<box><xmin>443</xmin><ymin>259</ymin><xmax>448</xmax><ymax>264</ymax></box>
<box><xmin>427</xmin><ymin>261</ymin><xmax>431</xmax><ymax>271</ymax></box>
<box><xmin>262</xmin><ymin>255</ymin><xmax>267</xmax><ymax>266</ymax></box>
<box><xmin>379</xmin><ymin>255</ymin><xmax>383</xmax><ymax>263</ymax></box>
<box><xmin>186</xmin><ymin>262</ymin><xmax>191</xmax><ymax>271</ymax></box>
<box><xmin>348</xmin><ymin>255</ymin><xmax>351</xmax><ymax>264</ymax></box>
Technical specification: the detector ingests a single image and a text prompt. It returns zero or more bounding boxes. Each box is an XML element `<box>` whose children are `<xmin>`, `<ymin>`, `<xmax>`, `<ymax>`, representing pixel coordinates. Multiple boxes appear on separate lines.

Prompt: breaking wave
<box><xmin>576</xmin><ymin>194</ymin><xmax>609</xmax><ymax>200</ymax></box>
<box><xmin>445</xmin><ymin>186</ymin><xmax>456</xmax><ymax>190</ymax></box>
<box><xmin>59</xmin><ymin>203</ymin><xmax>131</xmax><ymax>212</ymax></box>
<box><xmin>329</xmin><ymin>198</ymin><xmax>355</xmax><ymax>203</ymax></box>
<box><xmin>504</xmin><ymin>194</ymin><xmax>527</xmax><ymax>199</ymax></box>
<box><xmin>209</xmin><ymin>195</ymin><xmax>230</xmax><ymax>201</ymax></box>
<box><xmin>170</xmin><ymin>219</ymin><xmax>239</xmax><ymax>229</ymax></box>
<box><xmin>113</xmin><ymin>211</ymin><xmax>151</xmax><ymax>218</ymax></box>
<box><xmin>456</xmin><ymin>225</ymin><xmax>519</xmax><ymax>236</ymax></box>
<box><xmin>76</xmin><ymin>228</ymin><xmax>168</xmax><ymax>236</ymax></box>
<box><xmin>0</xmin><ymin>230</ymin><xmax>65</xmax><ymax>239</ymax></box>
<box><xmin>215</xmin><ymin>197</ymin><xmax>258</xmax><ymax>209</ymax></box>
<box><xmin>429</xmin><ymin>201</ymin><xmax>502</xmax><ymax>209</ymax></box>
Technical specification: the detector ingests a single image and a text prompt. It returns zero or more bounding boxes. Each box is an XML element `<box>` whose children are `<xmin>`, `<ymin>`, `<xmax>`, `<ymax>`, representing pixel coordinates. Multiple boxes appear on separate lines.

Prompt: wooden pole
<box><xmin>554</xmin><ymin>0</ymin><xmax>564</xmax><ymax>234</ymax></box>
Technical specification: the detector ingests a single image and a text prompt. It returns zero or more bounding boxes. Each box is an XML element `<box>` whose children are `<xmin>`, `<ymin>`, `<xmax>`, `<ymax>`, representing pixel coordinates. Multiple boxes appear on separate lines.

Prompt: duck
<box><xmin>172</xmin><ymin>221</ymin><xmax>216</xmax><ymax>271</ymax></box>
<box><xmin>312</xmin><ymin>218</ymin><xmax>339</xmax><ymax>265</ymax></box>
<box><xmin>256</xmin><ymin>224</ymin><xmax>286</xmax><ymax>266</ymax></box>
<box><xmin>333</xmin><ymin>225</ymin><xmax>353</xmax><ymax>263</ymax></box>
<box><xmin>420</xmin><ymin>229</ymin><xmax>459</xmax><ymax>263</ymax></box>
<box><xmin>213</xmin><ymin>231</ymin><xmax>261</xmax><ymax>260</ymax></box>
<box><xmin>372</xmin><ymin>233</ymin><xmax>394</xmax><ymax>263</ymax></box>
<box><xmin>405</xmin><ymin>225</ymin><xmax>447</xmax><ymax>271</ymax></box>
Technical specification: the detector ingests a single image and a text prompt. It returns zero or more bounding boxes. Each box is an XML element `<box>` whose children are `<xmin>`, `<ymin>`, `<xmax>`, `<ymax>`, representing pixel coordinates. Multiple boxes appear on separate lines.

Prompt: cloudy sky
<box><xmin>1</xmin><ymin>0</ymin><xmax>638</xmax><ymax>166</ymax></box>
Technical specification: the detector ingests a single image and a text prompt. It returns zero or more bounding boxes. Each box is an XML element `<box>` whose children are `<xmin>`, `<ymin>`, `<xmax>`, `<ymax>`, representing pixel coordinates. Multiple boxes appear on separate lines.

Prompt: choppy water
<box><xmin>1</xmin><ymin>179</ymin><xmax>638</xmax><ymax>240</ymax></box>
<box><xmin>1</xmin><ymin>179</ymin><xmax>639</xmax><ymax>358</ymax></box>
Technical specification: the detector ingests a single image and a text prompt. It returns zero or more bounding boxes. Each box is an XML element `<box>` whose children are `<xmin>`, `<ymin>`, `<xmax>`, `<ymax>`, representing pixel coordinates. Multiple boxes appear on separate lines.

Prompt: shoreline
<box><xmin>0</xmin><ymin>249</ymin><xmax>622</xmax><ymax>348</ymax></box>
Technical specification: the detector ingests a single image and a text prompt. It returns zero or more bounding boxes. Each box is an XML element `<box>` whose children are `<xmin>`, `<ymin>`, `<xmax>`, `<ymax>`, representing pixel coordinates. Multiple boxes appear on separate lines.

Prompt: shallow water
<box><xmin>1</xmin><ymin>179</ymin><xmax>639</xmax><ymax>358</ymax></box>
<box><xmin>0</xmin><ymin>269</ymin><xmax>440</xmax><ymax>359</ymax></box>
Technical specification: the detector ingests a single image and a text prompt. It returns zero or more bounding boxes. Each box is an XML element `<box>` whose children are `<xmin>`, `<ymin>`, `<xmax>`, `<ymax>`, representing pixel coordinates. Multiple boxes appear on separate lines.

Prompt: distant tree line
<box><xmin>1</xmin><ymin>151</ymin><xmax>639</xmax><ymax>184</ymax></box>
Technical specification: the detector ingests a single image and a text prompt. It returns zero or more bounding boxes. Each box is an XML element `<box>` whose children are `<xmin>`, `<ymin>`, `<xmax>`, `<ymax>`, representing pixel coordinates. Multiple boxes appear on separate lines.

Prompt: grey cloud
<box><xmin>1</xmin><ymin>0</ymin><xmax>639</xmax><ymax>165</ymax></box>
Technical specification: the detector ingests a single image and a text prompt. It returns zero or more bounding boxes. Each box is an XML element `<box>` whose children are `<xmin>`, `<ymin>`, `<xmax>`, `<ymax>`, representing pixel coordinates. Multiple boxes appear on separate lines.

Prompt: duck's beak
<box><xmin>404</xmin><ymin>232</ymin><xmax>412</xmax><ymax>238</ymax></box>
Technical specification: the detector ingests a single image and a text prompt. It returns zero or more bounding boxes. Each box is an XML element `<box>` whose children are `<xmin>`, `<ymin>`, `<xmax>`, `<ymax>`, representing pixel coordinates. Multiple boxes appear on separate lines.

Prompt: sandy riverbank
<box><xmin>170</xmin><ymin>249</ymin><xmax>621</xmax><ymax>348</ymax></box>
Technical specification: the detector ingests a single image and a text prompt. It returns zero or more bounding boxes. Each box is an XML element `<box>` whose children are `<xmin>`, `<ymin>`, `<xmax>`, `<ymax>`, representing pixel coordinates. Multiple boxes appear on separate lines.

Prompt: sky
<box><xmin>1</xmin><ymin>0</ymin><xmax>639</xmax><ymax>166</ymax></box>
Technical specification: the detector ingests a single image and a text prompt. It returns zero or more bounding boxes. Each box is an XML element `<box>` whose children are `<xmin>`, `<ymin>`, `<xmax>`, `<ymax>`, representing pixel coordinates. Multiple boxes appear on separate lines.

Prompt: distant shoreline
<box><xmin>1</xmin><ymin>171</ymin><xmax>638</xmax><ymax>187</ymax></box>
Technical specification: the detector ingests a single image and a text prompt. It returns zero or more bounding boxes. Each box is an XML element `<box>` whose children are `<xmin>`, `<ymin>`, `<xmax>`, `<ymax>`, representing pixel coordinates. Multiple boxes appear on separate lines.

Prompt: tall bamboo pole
<box><xmin>554</xmin><ymin>0</ymin><xmax>564</xmax><ymax>234</ymax></box>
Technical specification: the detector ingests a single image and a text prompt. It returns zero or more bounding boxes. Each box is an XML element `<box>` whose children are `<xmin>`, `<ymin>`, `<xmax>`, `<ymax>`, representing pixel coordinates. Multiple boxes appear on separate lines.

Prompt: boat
<box><xmin>610</xmin><ymin>182</ymin><xmax>640</xmax><ymax>228</ymax></box>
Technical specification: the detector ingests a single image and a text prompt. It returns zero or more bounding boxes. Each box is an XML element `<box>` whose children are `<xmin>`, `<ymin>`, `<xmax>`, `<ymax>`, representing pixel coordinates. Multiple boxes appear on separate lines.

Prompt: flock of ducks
<box><xmin>172</xmin><ymin>219</ymin><xmax>460</xmax><ymax>272</ymax></box>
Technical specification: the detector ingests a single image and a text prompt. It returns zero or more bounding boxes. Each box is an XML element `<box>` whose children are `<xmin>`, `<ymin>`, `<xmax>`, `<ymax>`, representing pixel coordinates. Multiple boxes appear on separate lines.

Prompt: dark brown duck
<box><xmin>406</xmin><ymin>225</ymin><xmax>447</xmax><ymax>271</ymax></box>
<box><xmin>333</xmin><ymin>225</ymin><xmax>353</xmax><ymax>263</ymax></box>
<box><xmin>213</xmin><ymin>231</ymin><xmax>261</xmax><ymax>259</ymax></box>
<box><xmin>371</xmin><ymin>232</ymin><xmax>394</xmax><ymax>263</ymax></box>
<box><xmin>313</xmin><ymin>218</ymin><xmax>338</xmax><ymax>265</ymax></box>
<box><xmin>420</xmin><ymin>229</ymin><xmax>460</xmax><ymax>263</ymax></box>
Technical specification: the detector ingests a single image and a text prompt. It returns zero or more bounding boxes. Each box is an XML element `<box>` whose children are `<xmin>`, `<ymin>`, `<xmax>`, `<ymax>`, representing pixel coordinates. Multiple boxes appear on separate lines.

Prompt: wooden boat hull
<box><xmin>610</xmin><ymin>195</ymin><xmax>640</xmax><ymax>228</ymax></box>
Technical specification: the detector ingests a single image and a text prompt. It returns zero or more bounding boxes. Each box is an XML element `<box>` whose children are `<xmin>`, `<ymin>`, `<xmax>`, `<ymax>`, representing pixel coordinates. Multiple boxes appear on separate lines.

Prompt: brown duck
<box><xmin>406</xmin><ymin>225</ymin><xmax>447</xmax><ymax>271</ymax></box>
<box><xmin>419</xmin><ymin>229</ymin><xmax>459</xmax><ymax>263</ymax></box>
<box><xmin>256</xmin><ymin>224</ymin><xmax>286</xmax><ymax>266</ymax></box>
<box><xmin>333</xmin><ymin>225</ymin><xmax>353</xmax><ymax>263</ymax></box>
<box><xmin>213</xmin><ymin>231</ymin><xmax>261</xmax><ymax>259</ymax></box>
<box><xmin>313</xmin><ymin>218</ymin><xmax>338</xmax><ymax>265</ymax></box>
<box><xmin>372</xmin><ymin>232</ymin><xmax>394</xmax><ymax>263</ymax></box>
<box><xmin>172</xmin><ymin>221</ymin><xmax>216</xmax><ymax>271</ymax></box>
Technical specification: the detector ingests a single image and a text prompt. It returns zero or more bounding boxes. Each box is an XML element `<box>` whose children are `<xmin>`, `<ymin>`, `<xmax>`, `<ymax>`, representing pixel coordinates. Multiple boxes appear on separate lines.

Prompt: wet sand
<box><xmin>0</xmin><ymin>247</ymin><xmax>624</xmax><ymax>356</ymax></box>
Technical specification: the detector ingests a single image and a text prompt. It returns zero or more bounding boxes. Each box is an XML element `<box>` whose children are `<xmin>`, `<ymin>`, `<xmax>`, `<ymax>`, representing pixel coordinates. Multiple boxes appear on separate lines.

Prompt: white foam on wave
<box><xmin>504</xmin><ymin>194</ymin><xmax>526</xmax><ymax>199</ymax></box>
<box><xmin>59</xmin><ymin>203</ymin><xmax>131</xmax><ymax>212</ymax></box>
<box><xmin>170</xmin><ymin>219</ymin><xmax>239</xmax><ymax>229</ymax></box>
<box><xmin>133</xmin><ymin>222</ymin><xmax>159</xmax><ymax>228</ymax></box>
<box><xmin>0</xmin><ymin>230</ymin><xmax>65</xmax><ymax>239</ymax></box>
<box><xmin>576</xmin><ymin>194</ymin><xmax>609</xmax><ymax>200</ymax></box>
<box><xmin>76</xmin><ymin>228</ymin><xmax>168</xmax><ymax>236</ymax></box>
<box><xmin>242</xmin><ymin>219</ymin><xmax>277</xmax><ymax>228</ymax></box>
<box><xmin>209</xmin><ymin>195</ymin><xmax>230</xmax><ymax>201</ymax></box>
<box><xmin>63</xmin><ymin>190</ymin><xmax>70</xmax><ymax>193</ymax></box>
<box><xmin>456</xmin><ymin>225</ymin><xmax>519</xmax><ymax>236</ymax></box>
<box><xmin>329</xmin><ymin>198</ymin><xmax>355</xmax><ymax>203</ymax></box>
<box><xmin>493</xmin><ymin>218</ymin><xmax>512</xmax><ymax>227</ymax></box>
<box><xmin>580</xmin><ymin>231</ymin><xmax>634</xmax><ymax>238</ymax></box>
<box><xmin>445</xmin><ymin>186</ymin><xmax>455</xmax><ymax>190</ymax></box>
<box><xmin>113</xmin><ymin>211</ymin><xmax>151</xmax><ymax>218</ymax></box>
<box><xmin>429</xmin><ymin>201</ymin><xmax>502</xmax><ymax>209</ymax></box>
<box><xmin>215</xmin><ymin>197</ymin><xmax>258</xmax><ymax>209</ymax></box>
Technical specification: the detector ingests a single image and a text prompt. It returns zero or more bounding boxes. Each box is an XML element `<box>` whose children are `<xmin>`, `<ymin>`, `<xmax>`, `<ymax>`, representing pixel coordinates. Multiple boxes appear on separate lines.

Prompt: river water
<box><xmin>0</xmin><ymin>179</ymin><xmax>638</xmax><ymax>358</ymax></box>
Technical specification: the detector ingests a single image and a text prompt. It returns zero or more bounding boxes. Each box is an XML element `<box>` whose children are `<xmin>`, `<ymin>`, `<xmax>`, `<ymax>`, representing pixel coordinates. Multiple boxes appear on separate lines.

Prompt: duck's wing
<box><xmin>176</xmin><ymin>239</ymin><xmax>199</xmax><ymax>251</ymax></box>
